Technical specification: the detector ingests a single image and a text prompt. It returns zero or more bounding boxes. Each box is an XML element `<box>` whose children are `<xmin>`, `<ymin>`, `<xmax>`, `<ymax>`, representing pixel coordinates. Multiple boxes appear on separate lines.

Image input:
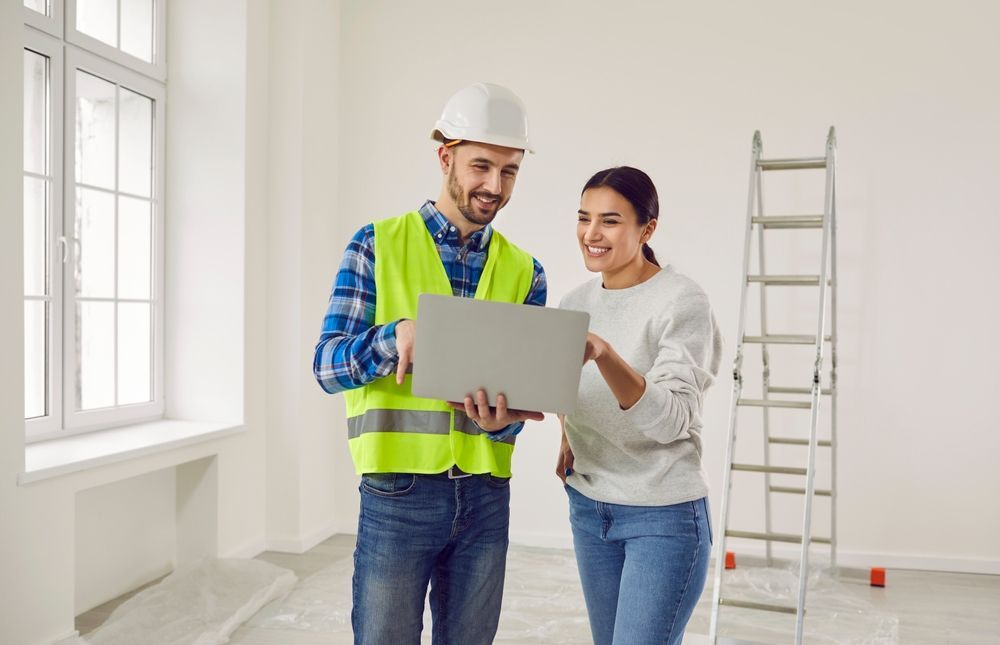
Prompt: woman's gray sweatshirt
<box><xmin>560</xmin><ymin>266</ymin><xmax>723</xmax><ymax>506</ymax></box>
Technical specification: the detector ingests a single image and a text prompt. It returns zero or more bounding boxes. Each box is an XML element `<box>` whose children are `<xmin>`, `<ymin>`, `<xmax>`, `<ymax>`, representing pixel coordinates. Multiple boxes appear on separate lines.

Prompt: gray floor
<box><xmin>76</xmin><ymin>534</ymin><xmax>1000</xmax><ymax>644</ymax></box>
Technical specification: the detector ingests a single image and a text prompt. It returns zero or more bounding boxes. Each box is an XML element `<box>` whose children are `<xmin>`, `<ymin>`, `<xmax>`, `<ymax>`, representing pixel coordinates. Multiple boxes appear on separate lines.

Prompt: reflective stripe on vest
<box><xmin>346</xmin><ymin>409</ymin><xmax>517</xmax><ymax>446</ymax></box>
<box><xmin>343</xmin><ymin>210</ymin><xmax>533</xmax><ymax>475</ymax></box>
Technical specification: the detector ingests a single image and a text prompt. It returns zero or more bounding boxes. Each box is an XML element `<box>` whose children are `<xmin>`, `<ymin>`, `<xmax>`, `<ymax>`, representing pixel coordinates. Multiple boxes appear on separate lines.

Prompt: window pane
<box><xmin>121</xmin><ymin>0</ymin><xmax>154</xmax><ymax>63</ymax></box>
<box><xmin>24</xmin><ymin>177</ymin><xmax>48</xmax><ymax>298</ymax></box>
<box><xmin>25</xmin><ymin>301</ymin><xmax>47</xmax><ymax>419</ymax></box>
<box><xmin>76</xmin><ymin>70</ymin><xmax>116</xmax><ymax>190</ymax></box>
<box><xmin>24</xmin><ymin>0</ymin><xmax>48</xmax><ymax>15</ymax></box>
<box><xmin>24</xmin><ymin>50</ymin><xmax>47</xmax><ymax>176</ymax></box>
<box><xmin>117</xmin><ymin>303</ymin><xmax>151</xmax><ymax>405</ymax></box>
<box><xmin>76</xmin><ymin>188</ymin><xmax>115</xmax><ymax>298</ymax></box>
<box><xmin>118</xmin><ymin>196</ymin><xmax>151</xmax><ymax>300</ymax></box>
<box><xmin>118</xmin><ymin>88</ymin><xmax>153</xmax><ymax>197</ymax></box>
<box><xmin>77</xmin><ymin>0</ymin><xmax>118</xmax><ymax>48</ymax></box>
<box><xmin>78</xmin><ymin>302</ymin><xmax>115</xmax><ymax>410</ymax></box>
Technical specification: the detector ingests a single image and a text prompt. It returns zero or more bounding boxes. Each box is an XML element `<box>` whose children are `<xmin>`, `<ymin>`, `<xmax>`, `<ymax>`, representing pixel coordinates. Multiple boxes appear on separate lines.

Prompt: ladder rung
<box><xmin>743</xmin><ymin>334</ymin><xmax>831</xmax><ymax>345</ymax></box>
<box><xmin>725</xmin><ymin>529</ymin><xmax>831</xmax><ymax>545</ymax></box>
<box><xmin>758</xmin><ymin>157</ymin><xmax>827</xmax><ymax>171</ymax></box>
<box><xmin>748</xmin><ymin>274</ymin><xmax>824</xmax><ymax>286</ymax></box>
<box><xmin>770</xmin><ymin>485</ymin><xmax>832</xmax><ymax>496</ymax></box>
<box><xmin>738</xmin><ymin>398</ymin><xmax>812</xmax><ymax>409</ymax></box>
<box><xmin>719</xmin><ymin>598</ymin><xmax>799</xmax><ymax>615</ymax></box>
<box><xmin>752</xmin><ymin>215</ymin><xmax>825</xmax><ymax>229</ymax></box>
<box><xmin>769</xmin><ymin>437</ymin><xmax>832</xmax><ymax>447</ymax></box>
<box><xmin>768</xmin><ymin>386</ymin><xmax>832</xmax><ymax>396</ymax></box>
<box><xmin>732</xmin><ymin>463</ymin><xmax>807</xmax><ymax>475</ymax></box>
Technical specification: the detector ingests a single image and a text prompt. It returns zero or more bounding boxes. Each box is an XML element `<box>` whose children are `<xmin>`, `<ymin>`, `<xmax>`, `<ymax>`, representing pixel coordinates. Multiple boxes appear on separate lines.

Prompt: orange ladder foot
<box><xmin>870</xmin><ymin>567</ymin><xmax>886</xmax><ymax>587</ymax></box>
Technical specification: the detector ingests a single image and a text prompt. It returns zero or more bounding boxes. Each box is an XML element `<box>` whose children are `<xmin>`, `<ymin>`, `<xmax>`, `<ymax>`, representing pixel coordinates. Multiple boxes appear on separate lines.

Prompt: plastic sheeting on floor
<box><xmin>246</xmin><ymin>557</ymin><xmax>354</xmax><ymax>634</ymax></box>
<box><xmin>68</xmin><ymin>547</ymin><xmax>899</xmax><ymax>644</ymax></box>
<box><xmin>70</xmin><ymin>558</ymin><xmax>297</xmax><ymax>645</ymax></box>
<box><xmin>247</xmin><ymin>544</ymin><xmax>593</xmax><ymax>643</ymax></box>
<box><xmin>492</xmin><ymin>545</ymin><xmax>592</xmax><ymax>643</ymax></box>
<box><xmin>250</xmin><ymin>546</ymin><xmax>898</xmax><ymax>644</ymax></box>
<box><xmin>690</xmin><ymin>556</ymin><xmax>900</xmax><ymax>644</ymax></box>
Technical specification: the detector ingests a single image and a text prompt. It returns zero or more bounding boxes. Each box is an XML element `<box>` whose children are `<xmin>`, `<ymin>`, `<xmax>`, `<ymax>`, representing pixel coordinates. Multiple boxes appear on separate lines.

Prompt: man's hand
<box><xmin>556</xmin><ymin>415</ymin><xmax>575</xmax><ymax>484</ymax></box>
<box><xmin>448</xmin><ymin>389</ymin><xmax>544</xmax><ymax>432</ymax></box>
<box><xmin>394</xmin><ymin>319</ymin><xmax>416</xmax><ymax>385</ymax></box>
<box><xmin>583</xmin><ymin>331</ymin><xmax>610</xmax><ymax>364</ymax></box>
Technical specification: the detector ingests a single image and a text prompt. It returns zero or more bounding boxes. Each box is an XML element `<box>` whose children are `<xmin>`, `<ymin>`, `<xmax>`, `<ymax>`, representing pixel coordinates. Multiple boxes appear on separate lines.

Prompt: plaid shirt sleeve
<box><xmin>312</xmin><ymin>224</ymin><xmax>401</xmax><ymax>394</ymax></box>
<box><xmin>525</xmin><ymin>258</ymin><xmax>548</xmax><ymax>309</ymax></box>
<box><xmin>313</xmin><ymin>223</ymin><xmax>550</xmax><ymax>443</ymax></box>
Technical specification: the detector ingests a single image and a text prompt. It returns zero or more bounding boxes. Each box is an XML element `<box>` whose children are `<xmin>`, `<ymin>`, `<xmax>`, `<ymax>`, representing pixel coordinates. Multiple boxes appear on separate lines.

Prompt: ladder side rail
<box><xmin>756</xmin><ymin>168</ymin><xmax>775</xmax><ymax>567</ymax></box>
<box><xmin>827</xmin><ymin>128</ymin><xmax>839</xmax><ymax>570</ymax></box>
<box><xmin>792</xmin><ymin>127</ymin><xmax>837</xmax><ymax>644</ymax></box>
<box><xmin>709</xmin><ymin>131</ymin><xmax>763</xmax><ymax>644</ymax></box>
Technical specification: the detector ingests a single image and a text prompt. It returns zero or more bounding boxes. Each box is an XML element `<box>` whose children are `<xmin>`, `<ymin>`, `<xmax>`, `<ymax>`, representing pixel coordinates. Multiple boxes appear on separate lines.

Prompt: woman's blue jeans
<box><xmin>566</xmin><ymin>485</ymin><xmax>712</xmax><ymax>645</ymax></box>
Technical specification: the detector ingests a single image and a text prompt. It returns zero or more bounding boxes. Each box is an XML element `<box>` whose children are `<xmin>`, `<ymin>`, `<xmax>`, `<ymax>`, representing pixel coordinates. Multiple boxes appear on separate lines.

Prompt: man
<box><xmin>313</xmin><ymin>82</ymin><xmax>547</xmax><ymax>645</ymax></box>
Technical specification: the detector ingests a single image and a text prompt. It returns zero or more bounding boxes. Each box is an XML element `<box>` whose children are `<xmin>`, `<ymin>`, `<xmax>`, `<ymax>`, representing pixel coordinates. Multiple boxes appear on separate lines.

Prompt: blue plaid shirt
<box><xmin>313</xmin><ymin>201</ymin><xmax>547</xmax><ymax>440</ymax></box>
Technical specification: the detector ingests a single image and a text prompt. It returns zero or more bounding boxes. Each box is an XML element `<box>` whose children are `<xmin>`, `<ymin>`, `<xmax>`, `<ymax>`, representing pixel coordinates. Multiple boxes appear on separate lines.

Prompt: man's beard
<box><xmin>448</xmin><ymin>167</ymin><xmax>505</xmax><ymax>227</ymax></box>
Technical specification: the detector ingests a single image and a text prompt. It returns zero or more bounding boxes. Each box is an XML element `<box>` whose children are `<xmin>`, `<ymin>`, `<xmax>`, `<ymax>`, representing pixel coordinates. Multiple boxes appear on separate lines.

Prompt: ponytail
<box><xmin>642</xmin><ymin>243</ymin><xmax>660</xmax><ymax>267</ymax></box>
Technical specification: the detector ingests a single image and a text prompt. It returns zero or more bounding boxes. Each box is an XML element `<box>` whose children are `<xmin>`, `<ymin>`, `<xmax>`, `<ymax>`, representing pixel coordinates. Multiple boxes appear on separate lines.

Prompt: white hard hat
<box><xmin>431</xmin><ymin>82</ymin><xmax>533</xmax><ymax>153</ymax></box>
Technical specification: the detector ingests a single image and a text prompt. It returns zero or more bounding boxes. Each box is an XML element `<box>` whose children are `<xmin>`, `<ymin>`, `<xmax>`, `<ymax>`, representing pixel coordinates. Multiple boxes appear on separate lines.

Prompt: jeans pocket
<box><xmin>361</xmin><ymin>473</ymin><xmax>417</xmax><ymax>497</ymax></box>
<box><xmin>702</xmin><ymin>497</ymin><xmax>714</xmax><ymax>545</ymax></box>
<box><xmin>486</xmin><ymin>474</ymin><xmax>511</xmax><ymax>489</ymax></box>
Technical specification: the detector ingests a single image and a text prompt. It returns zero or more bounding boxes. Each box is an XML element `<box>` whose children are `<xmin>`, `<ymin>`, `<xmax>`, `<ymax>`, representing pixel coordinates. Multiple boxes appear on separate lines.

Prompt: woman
<box><xmin>557</xmin><ymin>166</ymin><xmax>723</xmax><ymax>645</ymax></box>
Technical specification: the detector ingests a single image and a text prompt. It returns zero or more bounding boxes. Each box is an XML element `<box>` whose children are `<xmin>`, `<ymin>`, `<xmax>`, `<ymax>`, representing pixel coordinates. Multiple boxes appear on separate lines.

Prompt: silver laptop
<box><xmin>411</xmin><ymin>294</ymin><xmax>590</xmax><ymax>414</ymax></box>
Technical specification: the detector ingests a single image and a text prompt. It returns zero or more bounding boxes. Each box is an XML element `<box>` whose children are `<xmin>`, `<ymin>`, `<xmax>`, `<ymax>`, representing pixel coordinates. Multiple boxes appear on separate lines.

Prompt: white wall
<box><xmin>3</xmin><ymin>2</ymin><xmax>998</xmax><ymax>641</ymax></box>
<box><xmin>331</xmin><ymin>0</ymin><xmax>1000</xmax><ymax>571</ymax></box>
<box><xmin>0</xmin><ymin>2</ymin><xmax>278</xmax><ymax>643</ymax></box>
<box><xmin>264</xmin><ymin>0</ymin><xmax>352</xmax><ymax>553</ymax></box>
<box><xmin>75</xmin><ymin>469</ymin><xmax>176</xmax><ymax>613</ymax></box>
<box><xmin>165</xmin><ymin>0</ymin><xmax>270</xmax><ymax>562</ymax></box>
<box><xmin>0</xmin><ymin>4</ymin><xmax>60</xmax><ymax>643</ymax></box>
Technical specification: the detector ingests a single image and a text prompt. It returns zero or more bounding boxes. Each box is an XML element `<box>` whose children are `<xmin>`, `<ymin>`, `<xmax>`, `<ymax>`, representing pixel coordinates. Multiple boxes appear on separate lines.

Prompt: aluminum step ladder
<box><xmin>709</xmin><ymin>127</ymin><xmax>838</xmax><ymax>644</ymax></box>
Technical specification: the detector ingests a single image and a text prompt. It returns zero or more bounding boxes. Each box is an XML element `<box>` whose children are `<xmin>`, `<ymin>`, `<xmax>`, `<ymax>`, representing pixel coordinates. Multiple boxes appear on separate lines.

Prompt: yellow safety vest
<box><xmin>343</xmin><ymin>210</ymin><xmax>535</xmax><ymax>476</ymax></box>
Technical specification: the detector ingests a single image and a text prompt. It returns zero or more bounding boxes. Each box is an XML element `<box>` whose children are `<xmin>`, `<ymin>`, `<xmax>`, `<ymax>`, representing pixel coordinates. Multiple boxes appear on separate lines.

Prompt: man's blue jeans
<box><xmin>352</xmin><ymin>472</ymin><xmax>511</xmax><ymax>645</ymax></box>
<box><xmin>566</xmin><ymin>485</ymin><xmax>712</xmax><ymax>645</ymax></box>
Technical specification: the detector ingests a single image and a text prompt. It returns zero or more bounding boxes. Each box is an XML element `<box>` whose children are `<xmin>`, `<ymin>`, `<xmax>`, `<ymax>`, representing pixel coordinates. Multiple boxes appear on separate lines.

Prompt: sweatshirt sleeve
<box><xmin>622</xmin><ymin>293</ymin><xmax>723</xmax><ymax>444</ymax></box>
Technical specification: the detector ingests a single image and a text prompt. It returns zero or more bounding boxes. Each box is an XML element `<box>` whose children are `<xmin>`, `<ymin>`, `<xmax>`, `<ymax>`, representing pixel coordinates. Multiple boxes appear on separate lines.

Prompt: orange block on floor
<box><xmin>725</xmin><ymin>551</ymin><xmax>736</xmax><ymax>570</ymax></box>
<box><xmin>870</xmin><ymin>567</ymin><xmax>886</xmax><ymax>587</ymax></box>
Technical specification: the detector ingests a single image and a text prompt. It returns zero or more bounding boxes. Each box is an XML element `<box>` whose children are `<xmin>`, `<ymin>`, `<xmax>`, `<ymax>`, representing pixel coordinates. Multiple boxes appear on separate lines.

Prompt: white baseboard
<box><xmin>299</xmin><ymin>519</ymin><xmax>340</xmax><ymax>552</ymax></box>
<box><xmin>255</xmin><ymin>523</ymin><xmax>1000</xmax><ymax>576</ymax></box>
<box><xmin>510</xmin><ymin>530</ymin><xmax>1000</xmax><ymax>575</ymax></box>
<box><xmin>720</xmin><ymin>542</ymin><xmax>1000</xmax><ymax>575</ymax></box>
<box><xmin>266</xmin><ymin>519</ymin><xmax>339</xmax><ymax>554</ymax></box>
<box><xmin>221</xmin><ymin>536</ymin><xmax>267</xmax><ymax>559</ymax></box>
<box><xmin>334</xmin><ymin>517</ymin><xmax>358</xmax><ymax>536</ymax></box>
<box><xmin>831</xmin><ymin>548</ymin><xmax>1000</xmax><ymax>575</ymax></box>
<box><xmin>49</xmin><ymin>629</ymin><xmax>81</xmax><ymax>645</ymax></box>
<box><xmin>509</xmin><ymin>530</ymin><xmax>573</xmax><ymax>550</ymax></box>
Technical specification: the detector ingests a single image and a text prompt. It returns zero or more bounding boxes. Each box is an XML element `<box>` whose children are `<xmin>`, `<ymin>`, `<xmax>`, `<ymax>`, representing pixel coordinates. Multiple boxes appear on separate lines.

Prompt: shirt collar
<box><xmin>420</xmin><ymin>200</ymin><xmax>493</xmax><ymax>251</ymax></box>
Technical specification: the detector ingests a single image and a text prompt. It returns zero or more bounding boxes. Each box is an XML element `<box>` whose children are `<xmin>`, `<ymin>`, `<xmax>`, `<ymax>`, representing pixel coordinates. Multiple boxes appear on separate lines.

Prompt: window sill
<box><xmin>19</xmin><ymin>419</ymin><xmax>244</xmax><ymax>485</ymax></box>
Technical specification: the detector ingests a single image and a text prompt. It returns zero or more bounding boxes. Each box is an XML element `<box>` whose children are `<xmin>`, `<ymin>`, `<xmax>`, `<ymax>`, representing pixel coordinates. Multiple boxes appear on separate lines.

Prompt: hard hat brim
<box><xmin>432</xmin><ymin>126</ymin><xmax>534</xmax><ymax>154</ymax></box>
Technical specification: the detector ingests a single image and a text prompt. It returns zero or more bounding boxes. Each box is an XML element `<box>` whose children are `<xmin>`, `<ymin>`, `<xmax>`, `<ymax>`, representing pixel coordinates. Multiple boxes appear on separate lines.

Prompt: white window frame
<box><xmin>23</xmin><ymin>4</ymin><xmax>166</xmax><ymax>443</ymax></box>
<box><xmin>22</xmin><ymin>0</ymin><xmax>65</xmax><ymax>39</ymax></box>
<box><xmin>65</xmin><ymin>0</ymin><xmax>166</xmax><ymax>82</ymax></box>
<box><xmin>59</xmin><ymin>47</ymin><xmax>166</xmax><ymax>437</ymax></box>
<box><xmin>23</xmin><ymin>27</ymin><xmax>65</xmax><ymax>440</ymax></box>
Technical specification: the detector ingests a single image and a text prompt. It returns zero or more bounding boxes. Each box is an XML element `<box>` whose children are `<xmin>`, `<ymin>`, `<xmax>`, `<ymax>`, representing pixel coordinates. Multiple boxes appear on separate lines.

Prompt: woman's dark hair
<box><xmin>582</xmin><ymin>166</ymin><xmax>660</xmax><ymax>267</ymax></box>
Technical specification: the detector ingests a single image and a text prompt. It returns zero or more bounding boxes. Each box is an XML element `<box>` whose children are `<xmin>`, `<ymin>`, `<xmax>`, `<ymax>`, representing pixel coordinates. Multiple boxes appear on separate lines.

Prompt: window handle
<box><xmin>58</xmin><ymin>236</ymin><xmax>80</xmax><ymax>264</ymax></box>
